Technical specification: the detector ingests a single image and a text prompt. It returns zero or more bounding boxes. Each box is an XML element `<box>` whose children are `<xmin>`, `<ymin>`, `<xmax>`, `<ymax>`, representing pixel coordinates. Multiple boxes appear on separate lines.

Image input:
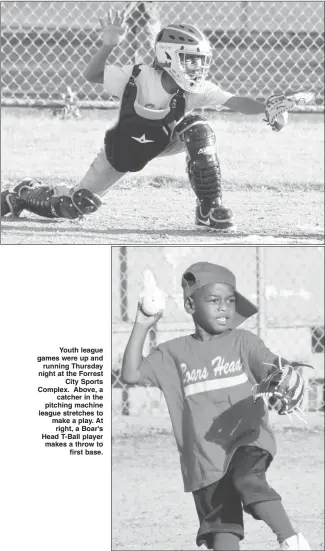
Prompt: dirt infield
<box><xmin>1</xmin><ymin>185</ymin><xmax>323</xmax><ymax>244</ymax></box>
<box><xmin>112</xmin><ymin>413</ymin><xmax>324</xmax><ymax>550</ymax></box>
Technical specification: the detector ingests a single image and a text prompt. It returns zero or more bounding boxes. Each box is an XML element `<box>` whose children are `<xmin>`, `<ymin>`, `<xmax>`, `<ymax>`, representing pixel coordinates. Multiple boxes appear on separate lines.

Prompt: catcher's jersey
<box><xmin>139</xmin><ymin>329</ymin><xmax>278</xmax><ymax>492</ymax></box>
<box><xmin>103</xmin><ymin>64</ymin><xmax>233</xmax><ymax>119</ymax></box>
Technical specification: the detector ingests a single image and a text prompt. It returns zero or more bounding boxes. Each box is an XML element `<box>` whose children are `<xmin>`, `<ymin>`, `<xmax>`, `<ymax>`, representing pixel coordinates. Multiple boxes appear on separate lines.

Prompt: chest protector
<box><xmin>104</xmin><ymin>64</ymin><xmax>185</xmax><ymax>173</ymax></box>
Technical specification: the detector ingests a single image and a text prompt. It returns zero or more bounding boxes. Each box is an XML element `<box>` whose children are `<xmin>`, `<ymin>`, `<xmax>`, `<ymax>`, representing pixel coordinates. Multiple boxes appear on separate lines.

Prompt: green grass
<box><xmin>1</xmin><ymin>107</ymin><xmax>324</xmax><ymax>192</ymax></box>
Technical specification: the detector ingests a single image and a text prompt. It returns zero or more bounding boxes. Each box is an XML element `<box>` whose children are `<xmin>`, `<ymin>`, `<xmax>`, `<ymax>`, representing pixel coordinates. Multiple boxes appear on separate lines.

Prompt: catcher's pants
<box><xmin>72</xmin><ymin>137</ymin><xmax>186</xmax><ymax>197</ymax></box>
<box><xmin>193</xmin><ymin>446</ymin><xmax>281</xmax><ymax>549</ymax></box>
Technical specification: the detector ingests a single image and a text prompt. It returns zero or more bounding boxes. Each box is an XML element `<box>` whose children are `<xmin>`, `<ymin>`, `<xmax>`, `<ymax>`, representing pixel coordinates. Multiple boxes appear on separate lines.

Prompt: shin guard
<box><xmin>174</xmin><ymin>114</ymin><xmax>222</xmax><ymax>206</ymax></box>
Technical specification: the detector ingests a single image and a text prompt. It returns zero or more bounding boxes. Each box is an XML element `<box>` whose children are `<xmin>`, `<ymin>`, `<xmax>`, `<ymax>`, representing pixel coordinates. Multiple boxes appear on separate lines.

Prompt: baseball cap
<box><xmin>181</xmin><ymin>262</ymin><xmax>258</xmax><ymax>327</ymax></box>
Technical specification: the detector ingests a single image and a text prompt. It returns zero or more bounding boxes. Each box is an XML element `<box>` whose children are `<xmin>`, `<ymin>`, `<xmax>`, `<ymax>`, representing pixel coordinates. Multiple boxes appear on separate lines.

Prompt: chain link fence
<box><xmin>112</xmin><ymin>246</ymin><xmax>324</xmax><ymax>420</ymax></box>
<box><xmin>1</xmin><ymin>1</ymin><xmax>324</xmax><ymax>109</ymax></box>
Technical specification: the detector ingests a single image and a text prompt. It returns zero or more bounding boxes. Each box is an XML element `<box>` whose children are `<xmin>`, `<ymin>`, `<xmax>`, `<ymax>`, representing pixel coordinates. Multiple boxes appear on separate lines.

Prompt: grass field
<box><xmin>1</xmin><ymin>107</ymin><xmax>324</xmax><ymax>244</ymax></box>
<box><xmin>112</xmin><ymin>413</ymin><xmax>324</xmax><ymax>550</ymax></box>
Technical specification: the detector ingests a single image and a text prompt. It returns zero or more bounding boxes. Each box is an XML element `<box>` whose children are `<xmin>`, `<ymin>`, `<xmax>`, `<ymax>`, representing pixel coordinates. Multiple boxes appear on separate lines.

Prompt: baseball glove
<box><xmin>252</xmin><ymin>358</ymin><xmax>314</xmax><ymax>417</ymax></box>
<box><xmin>264</xmin><ymin>91</ymin><xmax>315</xmax><ymax>131</ymax></box>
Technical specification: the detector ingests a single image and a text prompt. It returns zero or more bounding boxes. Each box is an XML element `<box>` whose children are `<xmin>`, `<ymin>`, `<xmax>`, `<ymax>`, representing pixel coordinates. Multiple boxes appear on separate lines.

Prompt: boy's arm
<box><xmin>84</xmin><ymin>8</ymin><xmax>128</xmax><ymax>84</ymax></box>
<box><xmin>84</xmin><ymin>45</ymin><xmax>115</xmax><ymax>84</ymax></box>
<box><xmin>195</xmin><ymin>82</ymin><xmax>265</xmax><ymax>114</ymax></box>
<box><xmin>121</xmin><ymin>323</ymin><xmax>149</xmax><ymax>384</ymax></box>
<box><xmin>244</xmin><ymin>331</ymin><xmax>289</xmax><ymax>382</ymax></box>
<box><xmin>223</xmin><ymin>96</ymin><xmax>265</xmax><ymax>115</ymax></box>
<box><xmin>121</xmin><ymin>306</ymin><xmax>163</xmax><ymax>384</ymax></box>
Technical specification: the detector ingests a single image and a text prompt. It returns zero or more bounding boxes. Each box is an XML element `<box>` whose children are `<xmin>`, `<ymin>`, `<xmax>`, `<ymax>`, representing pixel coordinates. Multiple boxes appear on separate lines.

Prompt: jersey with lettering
<box><xmin>139</xmin><ymin>329</ymin><xmax>278</xmax><ymax>492</ymax></box>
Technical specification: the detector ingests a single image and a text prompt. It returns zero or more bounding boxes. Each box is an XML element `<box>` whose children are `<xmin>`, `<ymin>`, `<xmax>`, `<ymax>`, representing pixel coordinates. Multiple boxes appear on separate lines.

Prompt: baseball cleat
<box><xmin>280</xmin><ymin>532</ymin><xmax>311</xmax><ymax>550</ymax></box>
<box><xmin>196</xmin><ymin>204</ymin><xmax>234</xmax><ymax>230</ymax></box>
<box><xmin>1</xmin><ymin>178</ymin><xmax>34</xmax><ymax>217</ymax></box>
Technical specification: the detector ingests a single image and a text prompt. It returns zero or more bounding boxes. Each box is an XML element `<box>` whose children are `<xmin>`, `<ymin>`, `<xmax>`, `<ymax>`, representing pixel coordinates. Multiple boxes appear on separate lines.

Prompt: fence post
<box><xmin>240</xmin><ymin>1</ymin><xmax>250</xmax><ymax>31</ymax></box>
<box><xmin>119</xmin><ymin>246</ymin><xmax>130</xmax><ymax>416</ymax></box>
<box><xmin>256</xmin><ymin>247</ymin><xmax>266</xmax><ymax>341</ymax></box>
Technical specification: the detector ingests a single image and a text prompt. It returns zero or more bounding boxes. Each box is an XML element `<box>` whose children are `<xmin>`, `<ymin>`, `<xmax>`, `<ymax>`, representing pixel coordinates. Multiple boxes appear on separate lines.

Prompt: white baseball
<box><xmin>274</xmin><ymin>111</ymin><xmax>288</xmax><ymax>131</ymax></box>
<box><xmin>141</xmin><ymin>294</ymin><xmax>166</xmax><ymax>316</ymax></box>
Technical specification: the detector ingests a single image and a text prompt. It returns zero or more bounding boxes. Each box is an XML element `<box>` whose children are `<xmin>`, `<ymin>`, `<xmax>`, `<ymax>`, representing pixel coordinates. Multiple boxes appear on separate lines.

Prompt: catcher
<box><xmin>1</xmin><ymin>10</ymin><xmax>311</xmax><ymax>229</ymax></box>
<box><xmin>122</xmin><ymin>262</ymin><xmax>312</xmax><ymax>550</ymax></box>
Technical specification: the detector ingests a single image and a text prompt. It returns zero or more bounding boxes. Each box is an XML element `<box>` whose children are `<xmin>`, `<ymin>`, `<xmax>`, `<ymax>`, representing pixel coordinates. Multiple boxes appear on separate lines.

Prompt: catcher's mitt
<box><xmin>264</xmin><ymin>91</ymin><xmax>315</xmax><ymax>131</ymax></box>
<box><xmin>252</xmin><ymin>357</ymin><xmax>314</xmax><ymax>419</ymax></box>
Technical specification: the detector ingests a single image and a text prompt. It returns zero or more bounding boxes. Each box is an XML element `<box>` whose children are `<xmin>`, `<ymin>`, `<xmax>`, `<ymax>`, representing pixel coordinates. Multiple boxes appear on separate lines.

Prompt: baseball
<box><xmin>274</xmin><ymin>111</ymin><xmax>288</xmax><ymax>131</ymax></box>
<box><xmin>141</xmin><ymin>294</ymin><xmax>166</xmax><ymax>316</ymax></box>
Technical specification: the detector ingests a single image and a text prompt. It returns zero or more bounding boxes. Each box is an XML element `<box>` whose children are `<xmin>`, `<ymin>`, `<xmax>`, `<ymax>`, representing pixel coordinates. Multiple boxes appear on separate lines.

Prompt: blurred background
<box><xmin>1</xmin><ymin>1</ymin><xmax>324</xmax><ymax>109</ymax></box>
<box><xmin>112</xmin><ymin>246</ymin><xmax>324</xmax><ymax>419</ymax></box>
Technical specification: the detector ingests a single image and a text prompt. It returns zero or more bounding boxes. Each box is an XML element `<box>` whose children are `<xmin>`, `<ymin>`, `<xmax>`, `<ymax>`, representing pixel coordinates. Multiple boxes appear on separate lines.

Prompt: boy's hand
<box><xmin>135</xmin><ymin>302</ymin><xmax>163</xmax><ymax>329</ymax></box>
<box><xmin>99</xmin><ymin>7</ymin><xmax>131</xmax><ymax>47</ymax></box>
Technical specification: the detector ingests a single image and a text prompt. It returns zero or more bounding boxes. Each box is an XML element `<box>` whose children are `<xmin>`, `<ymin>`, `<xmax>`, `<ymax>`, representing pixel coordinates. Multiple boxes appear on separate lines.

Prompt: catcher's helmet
<box><xmin>154</xmin><ymin>24</ymin><xmax>212</xmax><ymax>93</ymax></box>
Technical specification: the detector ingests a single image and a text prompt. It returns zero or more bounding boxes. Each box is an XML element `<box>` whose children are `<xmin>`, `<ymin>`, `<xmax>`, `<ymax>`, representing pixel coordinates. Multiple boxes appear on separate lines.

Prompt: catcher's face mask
<box><xmin>154</xmin><ymin>24</ymin><xmax>212</xmax><ymax>93</ymax></box>
<box><xmin>182</xmin><ymin>262</ymin><xmax>258</xmax><ymax>328</ymax></box>
<box><xmin>178</xmin><ymin>52</ymin><xmax>211</xmax><ymax>89</ymax></box>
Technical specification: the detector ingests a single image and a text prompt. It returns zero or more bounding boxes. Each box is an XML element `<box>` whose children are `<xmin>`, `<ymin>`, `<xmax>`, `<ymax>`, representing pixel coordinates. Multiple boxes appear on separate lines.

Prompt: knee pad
<box><xmin>51</xmin><ymin>189</ymin><xmax>102</xmax><ymax>219</ymax></box>
<box><xmin>174</xmin><ymin>114</ymin><xmax>222</xmax><ymax>201</ymax></box>
<box><xmin>69</xmin><ymin>188</ymin><xmax>102</xmax><ymax>216</ymax></box>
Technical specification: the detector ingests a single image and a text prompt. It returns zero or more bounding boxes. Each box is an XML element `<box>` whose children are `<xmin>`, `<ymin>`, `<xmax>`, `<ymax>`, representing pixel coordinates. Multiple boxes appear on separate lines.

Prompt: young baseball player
<box><xmin>122</xmin><ymin>262</ymin><xmax>311</xmax><ymax>550</ymax></box>
<box><xmin>1</xmin><ymin>9</ymin><xmax>286</xmax><ymax>230</ymax></box>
